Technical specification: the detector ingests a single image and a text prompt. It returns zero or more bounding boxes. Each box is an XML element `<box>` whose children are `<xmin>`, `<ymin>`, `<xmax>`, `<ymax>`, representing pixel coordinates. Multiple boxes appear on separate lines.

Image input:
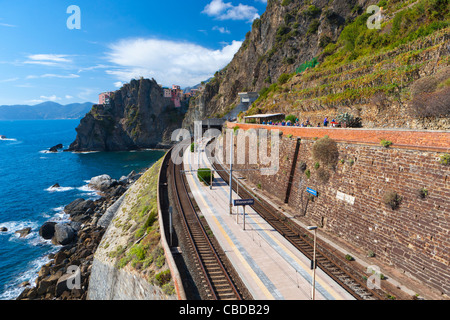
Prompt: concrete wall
<box><xmin>224</xmin><ymin>123</ymin><xmax>450</xmax><ymax>296</ymax></box>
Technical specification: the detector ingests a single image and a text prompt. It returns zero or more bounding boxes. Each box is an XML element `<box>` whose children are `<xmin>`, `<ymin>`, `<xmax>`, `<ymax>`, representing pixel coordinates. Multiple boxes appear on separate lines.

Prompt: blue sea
<box><xmin>0</xmin><ymin>120</ymin><xmax>166</xmax><ymax>299</ymax></box>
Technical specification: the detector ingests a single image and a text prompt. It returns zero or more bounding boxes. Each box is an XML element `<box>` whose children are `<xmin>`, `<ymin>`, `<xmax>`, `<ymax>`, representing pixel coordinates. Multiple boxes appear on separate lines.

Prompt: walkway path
<box><xmin>182</xmin><ymin>138</ymin><xmax>356</xmax><ymax>300</ymax></box>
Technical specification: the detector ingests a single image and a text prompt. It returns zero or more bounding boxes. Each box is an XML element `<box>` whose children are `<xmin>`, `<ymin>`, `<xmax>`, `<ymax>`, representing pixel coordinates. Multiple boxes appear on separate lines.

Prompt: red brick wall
<box><xmin>223</xmin><ymin>124</ymin><xmax>450</xmax><ymax>296</ymax></box>
<box><xmin>227</xmin><ymin>123</ymin><xmax>450</xmax><ymax>151</ymax></box>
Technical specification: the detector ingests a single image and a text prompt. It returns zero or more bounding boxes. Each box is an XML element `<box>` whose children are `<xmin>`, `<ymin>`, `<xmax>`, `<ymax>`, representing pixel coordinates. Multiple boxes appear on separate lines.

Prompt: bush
<box><xmin>311</xmin><ymin>136</ymin><xmax>339</xmax><ymax>168</ymax></box>
<box><xmin>155</xmin><ymin>270</ymin><xmax>172</xmax><ymax>287</ymax></box>
<box><xmin>316</xmin><ymin>168</ymin><xmax>330</xmax><ymax>184</ymax></box>
<box><xmin>410</xmin><ymin>87</ymin><xmax>450</xmax><ymax>117</ymax></box>
<box><xmin>417</xmin><ymin>188</ymin><xmax>428</xmax><ymax>199</ymax></box>
<box><xmin>383</xmin><ymin>190</ymin><xmax>402</xmax><ymax>210</ymax></box>
<box><xmin>303</xmin><ymin>5</ymin><xmax>321</xmax><ymax>18</ymax></box>
<box><xmin>380</xmin><ymin>139</ymin><xmax>393</xmax><ymax>148</ymax></box>
<box><xmin>285</xmin><ymin>114</ymin><xmax>297</xmax><ymax>123</ymax></box>
<box><xmin>197</xmin><ymin>168</ymin><xmax>214</xmax><ymax>185</ymax></box>
<box><xmin>305</xmin><ymin>169</ymin><xmax>311</xmax><ymax>179</ymax></box>
<box><xmin>336</xmin><ymin>112</ymin><xmax>362</xmax><ymax>128</ymax></box>
<box><xmin>278</xmin><ymin>73</ymin><xmax>291</xmax><ymax>85</ymax></box>
<box><xmin>345</xmin><ymin>254</ymin><xmax>354</xmax><ymax>261</ymax></box>
<box><xmin>439</xmin><ymin>153</ymin><xmax>450</xmax><ymax>165</ymax></box>
<box><xmin>307</xmin><ymin>19</ymin><xmax>320</xmax><ymax>34</ymax></box>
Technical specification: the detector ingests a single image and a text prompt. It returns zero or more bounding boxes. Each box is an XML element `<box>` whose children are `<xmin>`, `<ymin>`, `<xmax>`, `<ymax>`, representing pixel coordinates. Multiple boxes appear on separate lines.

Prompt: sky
<box><xmin>0</xmin><ymin>0</ymin><xmax>267</xmax><ymax>105</ymax></box>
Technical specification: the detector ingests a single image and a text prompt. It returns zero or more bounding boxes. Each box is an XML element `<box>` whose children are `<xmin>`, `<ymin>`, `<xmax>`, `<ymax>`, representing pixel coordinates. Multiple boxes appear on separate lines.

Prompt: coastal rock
<box><xmin>88</xmin><ymin>174</ymin><xmax>116</xmax><ymax>191</ymax></box>
<box><xmin>39</xmin><ymin>222</ymin><xmax>56</xmax><ymax>240</ymax></box>
<box><xmin>67</xmin><ymin>78</ymin><xmax>183</xmax><ymax>152</ymax></box>
<box><xmin>53</xmin><ymin>224</ymin><xmax>76</xmax><ymax>246</ymax></box>
<box><xmin>49</xmin><ymin>144</ymin><xmax>63</xmax><ymax>152</ymax></box>
<box><xmin>64</xmin><ymin>199</ymin><xmax>95</xmax><ymax>217</ymax></box>
<box><xmin>0</xmin><ymin>227</ymin><xmax>7</xmax><ymax>232</ymax></box>
<box><xmin>15</xmin><ymin>227</ymin><xmax>32</xmax><ymax>238</ymax></box>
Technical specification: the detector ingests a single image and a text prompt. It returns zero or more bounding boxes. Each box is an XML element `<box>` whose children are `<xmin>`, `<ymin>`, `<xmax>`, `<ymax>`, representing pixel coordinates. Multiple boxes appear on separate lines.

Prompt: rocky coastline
<box><xmin>16</xmin><ymin>171</ymin><xmax>142</xmax><ymax>300</ymax></box>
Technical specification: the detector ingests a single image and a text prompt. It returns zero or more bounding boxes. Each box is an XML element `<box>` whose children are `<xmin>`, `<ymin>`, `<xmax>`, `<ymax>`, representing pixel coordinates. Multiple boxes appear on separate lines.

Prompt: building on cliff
<box><xmin>98</xmin><ymin>92</ymin><xmax>113</xmax><ymax>105</ymax></box>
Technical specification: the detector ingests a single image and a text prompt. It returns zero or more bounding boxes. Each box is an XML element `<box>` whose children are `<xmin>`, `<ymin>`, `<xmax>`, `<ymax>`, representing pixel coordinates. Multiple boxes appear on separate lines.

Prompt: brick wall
<box><xmin>228</xmin><ymin>123</ymin><xmax>450</xmax><ymax>152</ymax></box>
<box><xmin>223</xmin><ymin>123</ymin><xmax>450</xmax><ymax>296</ymax></box>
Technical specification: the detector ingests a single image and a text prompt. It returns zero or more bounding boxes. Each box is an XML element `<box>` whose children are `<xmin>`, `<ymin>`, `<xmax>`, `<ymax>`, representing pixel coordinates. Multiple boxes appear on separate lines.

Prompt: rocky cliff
<box><xmin>183</xmin><ymin>0</ymin><xmax>449</xmax><ymax>130</ymax></box>
<box><xmin>68</xmin><ymin>78</ymin><xmax>184</xmax><ymax>152</ymax></box>
<box><xmin>183</xmin><ymin>0</ymin><xmax>372</xmax><ymax>130</ymax></box>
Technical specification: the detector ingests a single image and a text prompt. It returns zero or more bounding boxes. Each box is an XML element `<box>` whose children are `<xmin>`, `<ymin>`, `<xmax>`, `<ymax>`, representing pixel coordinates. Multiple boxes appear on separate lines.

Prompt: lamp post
<box><xmin>307</xmin><ymin>226</ymin><xmax>318</xmax><ymax>300</ymax></box>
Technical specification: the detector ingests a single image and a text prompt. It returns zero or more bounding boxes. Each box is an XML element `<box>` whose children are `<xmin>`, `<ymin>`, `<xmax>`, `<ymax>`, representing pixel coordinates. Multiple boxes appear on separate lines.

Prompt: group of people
<box><xmin>262</xmin><ymin>116</ymin><xmax>340</xmax><ymax>128</ymax></box>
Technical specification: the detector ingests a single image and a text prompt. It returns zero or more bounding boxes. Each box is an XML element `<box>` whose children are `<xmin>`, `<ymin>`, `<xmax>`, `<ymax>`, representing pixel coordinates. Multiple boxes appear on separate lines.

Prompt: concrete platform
<box><xmin>182</xmin><ymin>139</ymin><xmax>355</xmax><ymax>300</ymax></box>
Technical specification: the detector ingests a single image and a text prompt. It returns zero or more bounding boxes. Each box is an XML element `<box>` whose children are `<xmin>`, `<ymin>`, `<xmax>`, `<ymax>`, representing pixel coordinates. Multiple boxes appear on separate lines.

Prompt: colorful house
<box><xmin>99</xmin><ymin>92</ymin><xmax>113</xmax><ymax>105</ymax></box>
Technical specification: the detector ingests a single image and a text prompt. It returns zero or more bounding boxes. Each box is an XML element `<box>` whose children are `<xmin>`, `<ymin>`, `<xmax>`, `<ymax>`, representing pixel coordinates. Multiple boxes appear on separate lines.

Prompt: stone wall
<box><xmin>87</xmin><ymin>158</ymin><xmax>177</xmax><ymax>300</ymax></box>
<box><xmin>223</xmin><ymin>123</ymin><xmax>450</xmax><ymax>297</ymax></box>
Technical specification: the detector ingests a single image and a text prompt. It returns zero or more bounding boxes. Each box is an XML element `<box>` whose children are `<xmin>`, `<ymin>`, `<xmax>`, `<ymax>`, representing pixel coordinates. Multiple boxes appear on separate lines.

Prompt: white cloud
<box><xmin>40</xmin><ymin>95</ymin><xmax>61</xmax><ymax>101</ymax></box>
<box><xmin>203</xmin><ymin>0</ymin><xmax>259</xmax><ymax>22</ymax></box>
<box><xmin>213</xmin><ymin>26</ymin><xmax>231</xmax><ymax>34</ymax></box>
<box><xmin>0</xmin><ymin>77</ymin><xmax>19</xmax><ymax>83</ymax></box>
<box><xmin>113</xmin><ymin>81</ymin><xmax>123</xmax><ymax>88</ymax></box>
<box><xmin>105</xmin><ymin>38</ymin><xmax>242</xmax><ymax>87</ymax></box>
<box><xmin>27</xmin><ymin>73</ymin><xmax>80</xmax><ymax>79</ymax></box>
<box><xmin>65</xmin><ymin>95</ymin><xmax>73</xmax><ymax>99</ymax></box>
<box><xmin>0</xmin><ymin>23</ymin><xmax>16</xmax><ymax>28</ymax></box>
<box><xmin>24</xmin><ymin>54</ymin><xmax>73</xmax><ymax>67</ymax></box>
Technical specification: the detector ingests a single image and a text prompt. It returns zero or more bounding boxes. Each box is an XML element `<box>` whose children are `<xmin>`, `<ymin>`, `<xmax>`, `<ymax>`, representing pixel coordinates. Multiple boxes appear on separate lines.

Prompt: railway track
<box><xmin>206</xmin><ymin>139</ymin><xmax>386</xmax><ymax>301</ymax></box>
<box><xmin>168</xmin><ymin>154</ymin><xmax>242</xmax><ymax>300</ymax></box>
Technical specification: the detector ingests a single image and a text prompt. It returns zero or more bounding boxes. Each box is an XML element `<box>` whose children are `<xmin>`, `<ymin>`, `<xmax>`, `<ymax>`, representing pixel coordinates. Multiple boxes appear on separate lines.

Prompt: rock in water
<box><xmin>49</xmin><ymin>144</ymin><xmax>63</xmax><ymax>152</ymax></box>
<box><xmin>53</xmin><ymin>224</ymin><xmax>75</xmax><ymax>245</ymax></box>
<box><xmin>15</xmin><ymin>228</ymin><xmax>32</xmax><ymax>238</ymax></box>
<box><xmin>64</xmin><ymin>198</ymin><xmax>95</xmax><ymax>217</ymax></box>
<box><xmin>39</xmin><ymin>222</ymin><xmax>57</xmax><ymax>240</ymax></box>
<box><xmin>0</xmin><ymin>227</ymin><xmax>7</xmax><ymax>232</ymax></box>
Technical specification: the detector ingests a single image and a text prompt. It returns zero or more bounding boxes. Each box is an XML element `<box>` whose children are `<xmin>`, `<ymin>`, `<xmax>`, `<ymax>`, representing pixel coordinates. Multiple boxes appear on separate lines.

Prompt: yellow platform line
<box><xmin>184</xmin><ymin>157</ymin><xmax>276</xmax><ymax>300</ymax></box>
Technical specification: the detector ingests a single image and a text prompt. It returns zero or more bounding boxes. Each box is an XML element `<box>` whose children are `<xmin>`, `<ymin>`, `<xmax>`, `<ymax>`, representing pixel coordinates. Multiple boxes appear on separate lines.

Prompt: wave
<box><xmin>0</xmin><ymin>138</ymin><xmax>17</xmax><ymax>141</ymax></box>
<box><xmin>45</xmin><ymin>185</ymin><xmax>74</xmax><ymax>192</ymax></box>
<box><xmin>0</xmin><ymin>251</ymin><xmax>56</xmax><ymax>300</ymax></box>
<box><xmin>0</xmin><ymin>220</ymin><xmax>38</xmax><ymax>236</ymax></box>
<box><xmin>77</xmin><ymin>185</ymin><xmax>100</xmax><ymax>200</ymax></box>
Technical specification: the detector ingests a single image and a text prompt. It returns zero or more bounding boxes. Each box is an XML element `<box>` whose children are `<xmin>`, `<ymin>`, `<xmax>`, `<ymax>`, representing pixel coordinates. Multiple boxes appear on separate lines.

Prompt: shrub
<box><xmin>316</xmin><ymin>168</ymin><xmax>330</xmax><ymax>184</ymax></box>
<box><xmin>345</xmin><ymin>254</ymin><xmax>354</xmax><ymax>261</ymax></box>
<box><xmin>278</xmin><ymin>73</ymin><xmax>291</xmax><ymax>85</ymax></box>
<box><xmin>311</xmin><ymin>136</ymin><xmax>339</xmax><ymax>168</ymax></box>
<box><xmin>305</xmin><ymin>169</ymin><xmax>311</xmax><ymax>179</ymax></box>
<box><xmin>336</xmin><ymin>112</ymin><xmax>362</xmax><ymax>128</ymax></box>
<box><xmin>383</xmin><ymin>190</ymin><xmax>402</xmax><ymax>210</ymax></box>
<box><xmin>417</xmin><ymin>188</ymin><xmax>428</xmax><ymax>199</ymax></box>
<box><xmin>380</xmin><ymin>139</ymin><xmax>393</xmax><ymax>148</ymax></box>
<box><xmin>303</xmin><ymin>5</ymin><xmax>321</xmax><ymax>18</ymax></box>
<box><xmin>285</xmin><ymin>114</ymin><xmax>297</xmax><ymax>122</ymax></box>
<box><xmin>307</xmin><ymin>19</ymin><xmax>320</xmax><ymax>34</ymax></box>
<box><xmin>410</xmin><ymin>87</ymin><xmax>450</xmax><ymax>117</ymax></box>
<box><xmin>155</xmin><ymin>270</ymin><xmax>172</xmax><ymax>287</ymax></box>
<box><xmin>439</xmin><ymin>153</ymin><xmax>450</xmax><ymax>165</ymax></box>
<box><xmin>197</xmin><ymin>168</ymin><xmax>214</xmax><ymax>185</ymax></box>
<box><xmin>299</xmin><ymin>162</ymin><xmax>307</xmax><ymax>172</ymax></box>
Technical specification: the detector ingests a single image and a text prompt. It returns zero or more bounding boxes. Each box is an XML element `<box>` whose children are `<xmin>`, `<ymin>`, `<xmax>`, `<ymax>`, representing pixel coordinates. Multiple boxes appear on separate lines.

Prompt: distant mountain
<box><xmin>0</xmin><ymin>101</ymin><xmax>94</xmax><ymax>120</ymax></box>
